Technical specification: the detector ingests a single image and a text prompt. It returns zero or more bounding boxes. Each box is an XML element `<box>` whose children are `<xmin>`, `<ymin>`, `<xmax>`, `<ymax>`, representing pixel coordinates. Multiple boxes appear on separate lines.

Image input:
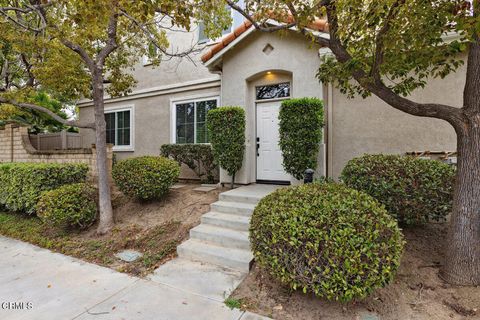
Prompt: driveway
<box><xmin>0</xmin><ymin>236</ymin><xmax>267</xmax><ymax>320</ymax></box>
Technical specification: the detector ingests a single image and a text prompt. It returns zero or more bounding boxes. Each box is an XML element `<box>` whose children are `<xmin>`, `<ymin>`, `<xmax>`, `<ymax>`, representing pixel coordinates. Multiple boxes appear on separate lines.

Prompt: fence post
<box><xmin>61</xmin><ymin>130</ymin><xmax>67</xmax><ymax>150</ymax></box>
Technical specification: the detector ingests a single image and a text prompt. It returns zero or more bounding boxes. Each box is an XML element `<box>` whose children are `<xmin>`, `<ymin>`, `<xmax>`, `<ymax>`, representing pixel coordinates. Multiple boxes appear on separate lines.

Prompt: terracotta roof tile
<box><xmin>201</xmin><ymin>19</ymin><xmax>328</xmax><ymax>63</ymax></box>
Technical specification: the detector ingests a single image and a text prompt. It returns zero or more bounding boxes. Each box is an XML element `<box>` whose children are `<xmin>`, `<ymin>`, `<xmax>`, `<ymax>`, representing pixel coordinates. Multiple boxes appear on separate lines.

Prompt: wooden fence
<box><xmin>29</xmin><ymin>131</ymin><xmax>83</xmax><ymax>150</ymax></box>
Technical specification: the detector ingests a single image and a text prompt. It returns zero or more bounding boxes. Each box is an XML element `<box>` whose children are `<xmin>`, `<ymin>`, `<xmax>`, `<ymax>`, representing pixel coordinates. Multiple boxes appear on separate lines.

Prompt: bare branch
<box><xmin>0</xmin><ymin>98</ymin><xmax>94</xmax><ymax>129</ymax></box>
<box><xmin>61</xmin><ymin>39</ymin><xmax>95</xmax><ymax>71</ymax></box>
<box><xmin>119</xmin><ymin>9</ymin><xmax>204</xmax><ymax>59</ymax></box>
<box><xmin>226</xmin><ymin>0</ymin><xmax>297</xmax><ymax>32</ymax></box>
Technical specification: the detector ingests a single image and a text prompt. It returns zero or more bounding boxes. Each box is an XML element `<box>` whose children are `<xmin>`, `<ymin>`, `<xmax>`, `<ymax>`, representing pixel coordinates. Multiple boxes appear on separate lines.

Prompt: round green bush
<box><xmin>250</xmin><ymin>183</ymin><xmax>404</xmax><ymax>302</ymax></box>
<box><xmin>341</xmin><ymin>154</ymin><xmax>455</xmax><ymax>225</ymax></box>
<box><xmin>112</xmin><ymin>156</ymin><xmax>180</xmax><ymax>200</ymax></box>
<box><xmin>36</xmin><ymin>183</ymin><xmax>97</xmax><ymax>230</ymax></box>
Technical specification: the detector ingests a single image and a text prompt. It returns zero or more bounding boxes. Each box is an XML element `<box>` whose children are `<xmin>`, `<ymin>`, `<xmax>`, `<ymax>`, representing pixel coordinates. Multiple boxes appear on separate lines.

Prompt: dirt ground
<box><xmin>231</xmin><ymin>223</ymin><xmax>480</xmax><ymax>320</ymax></box>
<box><xmin>0</xmin><ymin>183</ymin><xmax>224</xmax><ymax>277</ymax></box>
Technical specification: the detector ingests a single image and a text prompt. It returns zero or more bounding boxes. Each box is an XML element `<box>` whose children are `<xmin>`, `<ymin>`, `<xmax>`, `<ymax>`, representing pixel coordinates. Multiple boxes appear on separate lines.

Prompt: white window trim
<box><xmin>104</xmin><ymin>105</ymin><xmax>135</xmax><ymax>152</ymax></box>
<box><xmin>170</xmin><ymin>95</ymin><xmax>220</xmax><ymax>144</ymax></box>
<box><xmin>197</xmin><ymin>7</ymin><xmax>235</xmax><ymax>45</ymax></box>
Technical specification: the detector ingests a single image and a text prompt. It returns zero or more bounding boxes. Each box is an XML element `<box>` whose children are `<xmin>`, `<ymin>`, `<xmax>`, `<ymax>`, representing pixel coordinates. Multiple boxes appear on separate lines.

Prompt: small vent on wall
<box><xmin>262</xmin><ymin>44</ymin><xmax>274</xmax><ymax>55</ymax></box>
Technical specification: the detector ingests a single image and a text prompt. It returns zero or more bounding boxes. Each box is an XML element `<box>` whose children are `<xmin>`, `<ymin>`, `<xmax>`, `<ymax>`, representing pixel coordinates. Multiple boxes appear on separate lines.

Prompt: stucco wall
<box><xmin>0</xmin><ymin>124</ymin><xmax>112</xmax><ymax>181</ymax></box>
<box><xmin>220</xmin><ymin>30</ymin><xmax>325</xmax><ymax>184</ymax></box>
<box><xmin>326</xmin><ymin>61</ymin><xmax>463</xmax><ymax>178</ymax></box>
<box><xmin>79</xmin><ymin>85</ymin><xmax>221</xmax><ymax>180</ymax></box>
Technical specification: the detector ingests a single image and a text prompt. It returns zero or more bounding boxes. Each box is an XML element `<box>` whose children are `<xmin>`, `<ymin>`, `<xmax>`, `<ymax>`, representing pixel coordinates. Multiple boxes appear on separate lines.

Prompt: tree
<box><xmin>227</xmin><ymin>0</ymin><xmax>479</xmax><ymax>286</ymax></box>
<box><xmin>0</xmin><ymin>0</ymin><xmax>230</xmax><ymax>234</ymax></box>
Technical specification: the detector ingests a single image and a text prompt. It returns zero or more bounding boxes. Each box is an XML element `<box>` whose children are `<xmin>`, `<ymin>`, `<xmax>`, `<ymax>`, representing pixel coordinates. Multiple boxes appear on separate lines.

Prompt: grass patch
<box><xmin>0</xmin><ymin>211</ymin><xmax>181</xmax><ymax>276</ymax></box>
<box><xmin>224</xmin><ymin>298</ymin><xmax>243</xmax><ymax>310</ymax></box>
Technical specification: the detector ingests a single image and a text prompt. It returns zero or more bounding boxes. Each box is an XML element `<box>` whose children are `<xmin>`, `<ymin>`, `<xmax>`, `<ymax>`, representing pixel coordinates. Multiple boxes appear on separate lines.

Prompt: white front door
<box><xmin>256</xmin><ymin>101</ymin><xmax>290</xmax><ymax>182</ymax></box>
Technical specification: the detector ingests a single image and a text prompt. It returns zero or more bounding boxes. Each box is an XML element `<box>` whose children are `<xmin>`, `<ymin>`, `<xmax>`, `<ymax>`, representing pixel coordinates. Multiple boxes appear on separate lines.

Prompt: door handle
<box><xmin>256</xmin><ymin>137</ymin><xmax>260</xmax><ymax>157</ymax></box>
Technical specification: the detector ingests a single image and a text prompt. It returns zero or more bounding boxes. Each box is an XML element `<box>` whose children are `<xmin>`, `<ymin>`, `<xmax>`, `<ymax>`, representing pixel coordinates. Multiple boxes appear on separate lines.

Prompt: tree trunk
<box><xmin>441</xmin><ymin>121</ymin><xmax>480</xmax><ymax>285</ymax></box>
<box><xmin>92</xmin><ymin>68</ymin><xmax>114</xmax><ymax>235</ymax></box>
<box><xmin>231</xmin><ymin>172</ymin><xmax>235</xmax><ymax>189</ymax></box>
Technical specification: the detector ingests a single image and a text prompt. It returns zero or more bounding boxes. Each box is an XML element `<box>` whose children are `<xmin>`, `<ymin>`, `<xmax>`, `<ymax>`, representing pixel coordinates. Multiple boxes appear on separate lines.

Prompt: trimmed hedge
<box><xmin>279</xmin><ymin>98</ymin><xmax>324</xmax><ymax>180</ymax></box>
<box><xmin>160</xmin><ymin>144</ymin><xmax>218</xmax><ymax>183</ymax></box>
<box><xmin>250</xmin><ymin>182</ymin><xmax>404</xmax><ymax>302</ymax></box>
<box><xmin>36</xmin><ymin>183</ymin><xmax>97</xmax><ymax>230</ymax></box>
<box><xmin>341</xmin><ymin>154</ymin><xmax>455</xmax><ymax>225</ymax></box>
<box><xmin>0</xmin><ymin>163</ymin><xmax>89</xmax><ymax>214</ymax></box>
<box><xmin>207</xmin><ymin>107</ymin><xmax>245</xmax><ymax>188</ymax></box>
<box><xmin>112</xmin><ymin>156</ymin><xmax>180</xmax><ymax>200</ymax></box>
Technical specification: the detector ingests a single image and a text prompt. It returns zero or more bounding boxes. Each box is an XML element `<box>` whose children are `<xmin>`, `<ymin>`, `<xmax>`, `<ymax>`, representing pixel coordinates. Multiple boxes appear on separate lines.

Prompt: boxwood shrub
<box><xmin>207</xmin><ymin>107</ymin><xmax>245</xmax><ymax>188</ymax></box>
<box><xmin>36</xmin><ymin>183</ymin><xmax>97</xmax><ymax>230</ymax></box>
<box><xmin>0</xmin><ymin>163</ymin><xmax>89</xmax><ymax>214</ymax></box>
<box><xmin>160</xmin><ymin>144</ymin><xmax>218</xmax><ymax>183</ymax></box>
<box><xmin>341</xmin><ymin>154</ymin><xmax>455</xmax><ymax>225</ymax></box>
<box><xmin>112</xmin><ymin>156</ymin><xmax>180</xmax><ymax>200</ymax></box>
<box><xmin>279</xmin><ymin>98</ymin><xmax>324</xmax><ymax>180</ymax></box>
<box><xmin>250</xmin><ymin>182</ymin><xmax>404</xmax><ymax>302</ymax></box>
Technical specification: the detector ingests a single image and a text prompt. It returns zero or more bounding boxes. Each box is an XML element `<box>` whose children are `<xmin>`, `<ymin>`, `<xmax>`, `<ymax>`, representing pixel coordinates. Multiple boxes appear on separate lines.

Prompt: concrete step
<box><xmin>177</xmin><ymin>239</ymin><xmax>253</xmax><ymax>272</ymax></box>
<box><xmin>219</xmin><ymin>193</ymin><xmax>262</xmax><ymax>205</ymax></box>
<box><xmin>190</xmin><ymin>224</ymin><xmax>250</xmax><ymax>250</ymax></box>
<box><xmin>201</xmin><ymin>211</ymin><xmax>250</xmax><ymax>231</ymax></box>
<box><xmin>210</xmin><ymin>201</ymin><xmax>256</xmax><ymax>217</ymax></box>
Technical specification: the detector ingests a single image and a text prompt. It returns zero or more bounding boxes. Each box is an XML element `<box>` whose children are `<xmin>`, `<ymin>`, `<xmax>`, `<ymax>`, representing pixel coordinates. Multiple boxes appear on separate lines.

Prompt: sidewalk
<box><xmin>0</xmin><ymin>236</ymin><xmax>268</xmax><ymax>320</ymax></box>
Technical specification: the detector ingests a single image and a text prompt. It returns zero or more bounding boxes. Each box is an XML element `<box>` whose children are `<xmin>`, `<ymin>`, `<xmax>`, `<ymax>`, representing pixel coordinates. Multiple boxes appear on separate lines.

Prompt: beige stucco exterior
<box><xmin>78</xmin><ymin>25</ymin><xmax>460</xmax><ymax>184</ymax></box>
<box><xmin>215</xmin><ymin>31</ymin><xmax>326</xmax><ymax>184</ymax></box>
<box><xmin>324</xmin><ymin>60</ymin><xmax>462</xmax><ymax>178</ymax></box>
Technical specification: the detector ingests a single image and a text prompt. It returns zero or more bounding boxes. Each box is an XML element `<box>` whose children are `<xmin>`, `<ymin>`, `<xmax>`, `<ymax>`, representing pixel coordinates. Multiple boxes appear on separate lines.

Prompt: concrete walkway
<box><xmin>0</xmin><ymin>236</ymin><xmax>269</xmax><ymax>320</ymax></box>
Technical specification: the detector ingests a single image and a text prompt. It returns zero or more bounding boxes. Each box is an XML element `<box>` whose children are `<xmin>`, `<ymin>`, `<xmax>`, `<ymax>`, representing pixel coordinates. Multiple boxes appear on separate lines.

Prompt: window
<box><xmin>256</xmin><ymin>82</ymin><xmax>291</xmax><ymax>100</ymax></box>
<box><xmin>173</xmin><ymin>98</ymin><xmax>218</xmax><ymax>144</ymax></box>
<box><xmin>198</xmin><ymin>6</ymin><xmax>235</xmax><ymax>44</ymax></box>
<box><xmin>105</xmin><ymin>107</ymin><xmax>133</xmax><ymax>150</ymax></box>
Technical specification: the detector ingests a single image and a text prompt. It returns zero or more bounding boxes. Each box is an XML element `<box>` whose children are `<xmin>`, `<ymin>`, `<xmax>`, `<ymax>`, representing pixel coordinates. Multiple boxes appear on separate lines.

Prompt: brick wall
<box><xmin>0</xmin><ymin>124</ymin><xmax>112</xmax><ymax>180</ymax></box>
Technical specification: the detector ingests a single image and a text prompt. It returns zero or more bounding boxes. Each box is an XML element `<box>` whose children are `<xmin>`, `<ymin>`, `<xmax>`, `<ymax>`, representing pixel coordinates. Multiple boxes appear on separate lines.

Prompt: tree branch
<box><xmin>324</xmin><ymin>2</ymin><xmax>465</xmax><ymax>129</ymax></box>
<box><xmin>119</xmin><ymin>9</ymin><xmax>203</xmax><ymax>60</ymax></box>
<box><xmin>96</xmin><ymin>12</ymin><xmax>119</xmax><ymax>66</ymax></box>
<box><xmin>371</xmin><ymin>0</ymin><xmax>406</xmax><ymax>79</ymax></box>
<box><xmin>0</xmin><ymin>98</ymin><xmax>94</xmax><ymax>129</ymax></box>
<box><xmin>225</xmin><ymin>0</ymin><xmax>297</xmax><ymax>32</ymax></box>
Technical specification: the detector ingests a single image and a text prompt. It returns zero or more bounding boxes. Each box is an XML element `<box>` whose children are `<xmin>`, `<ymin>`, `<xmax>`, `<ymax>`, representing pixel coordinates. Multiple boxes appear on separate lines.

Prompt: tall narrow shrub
<box><xmin>279</xmin><ymin>98</ymin><xmax>324</xmax><ymax>180</ymax></box>
<box><xmin>207</xmin><ymin>107</ymin><xmax>245</xmax><ymax>189</ymax></box>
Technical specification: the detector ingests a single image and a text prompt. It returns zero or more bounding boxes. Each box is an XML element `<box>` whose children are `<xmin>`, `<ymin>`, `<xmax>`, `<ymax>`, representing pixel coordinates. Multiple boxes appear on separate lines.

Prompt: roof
<box><xmin>201</xmin><ymin>18</ymin><xmax>329</xmax><ymax>64</ymax></box>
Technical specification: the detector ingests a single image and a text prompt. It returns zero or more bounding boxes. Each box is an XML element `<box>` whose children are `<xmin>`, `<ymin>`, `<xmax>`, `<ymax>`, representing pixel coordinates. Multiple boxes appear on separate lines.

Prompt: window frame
<box><xmin>197</xmin><ymin>6</ymin><xmax>235</xmax><ymax>45</ymax></box>
<box><xmin>255</xmin><ymin>82</ymin><xmax>291</xmax><ymax>101</ymax></box>
<box><xmin>170</xmin><ymin>95</ymin><xmax>220</xmax><ymax>144</ymax></box>
<box><xmin>104</xmin><ymin>105</ymin><xmax>135</xmax><ymax>152</ymax></box>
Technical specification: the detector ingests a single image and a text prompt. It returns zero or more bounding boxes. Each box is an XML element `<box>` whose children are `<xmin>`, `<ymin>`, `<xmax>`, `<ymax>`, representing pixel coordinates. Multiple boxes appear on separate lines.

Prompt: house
<box><xmin>78</xmin><ymin>12</ymin><xmax>459</xmax><ymax>185</ymax></box>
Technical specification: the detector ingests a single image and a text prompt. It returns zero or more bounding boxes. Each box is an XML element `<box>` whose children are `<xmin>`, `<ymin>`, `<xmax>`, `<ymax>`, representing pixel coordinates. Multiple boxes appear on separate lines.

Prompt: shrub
<box><xmin>207</xmin><ymin>106</ymin><xmax>245</xmax><ymax>188</ymax></box>
<box><xmin>160</xmin><ymin>144</ymin><xmax>218</xmax><ymax>183</ymax></box>
<box><xmin>250</xmin><ymin>183</ymin><xmax>404</xmax><ymax>302</ymax></box>
<box><xmin>279</xmin><ymin>98</ymin><xmax>324</xmax><ymax>180</ymax></box>
<box><xmin>112</xmin><ymin>156</ymin><xmax>180</xmax><ymax>200</ymax></box>
<box><xmin>0</xmin><ymin>163</ymin><xmax>89</xmax><ymax>214</ymax></box>
<box><xmin>36</xmin><ymin>183</ymin><xmax>97</xmax><ymax>230</ymax></box>
<box><xmin>341</xmin><ymin>154</ymin><xmax>455</xmax><ymax>225</ymax></box>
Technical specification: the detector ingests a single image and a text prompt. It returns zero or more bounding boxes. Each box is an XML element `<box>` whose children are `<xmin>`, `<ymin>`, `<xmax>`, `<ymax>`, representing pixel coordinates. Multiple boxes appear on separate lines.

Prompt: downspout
<box><xmin>327</xmin><ymin>82</ymin><xmax>334</xmax><ymax>178</ymax></box>
<box><xmin>319</xmin><ymin>47</ymin><xmax>335</xmax><ymax>178</ymax></box>
<box><xmin>10</xmin><ymin>124</ymin><xmax>14</xmax><ymax>162</ymax></box>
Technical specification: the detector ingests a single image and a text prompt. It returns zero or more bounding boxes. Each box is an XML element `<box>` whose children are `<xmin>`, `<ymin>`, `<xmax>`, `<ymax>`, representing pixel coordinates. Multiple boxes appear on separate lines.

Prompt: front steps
<box><xmin>177</xmin><ymin>184</ymin><xmax>281</xmax><ymax>273</ymax></box>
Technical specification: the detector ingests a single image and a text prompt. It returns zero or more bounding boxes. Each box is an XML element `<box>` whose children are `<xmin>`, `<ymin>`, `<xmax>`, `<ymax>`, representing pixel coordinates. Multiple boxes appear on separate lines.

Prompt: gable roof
<box><xmin>201</xmin><ymin>19</ymin><xmax>329</xmax><ymax>64</ymax></box>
